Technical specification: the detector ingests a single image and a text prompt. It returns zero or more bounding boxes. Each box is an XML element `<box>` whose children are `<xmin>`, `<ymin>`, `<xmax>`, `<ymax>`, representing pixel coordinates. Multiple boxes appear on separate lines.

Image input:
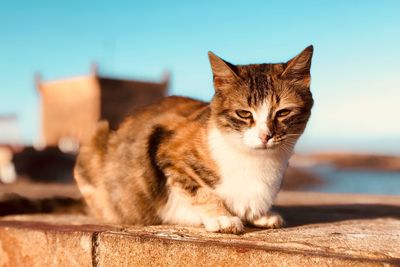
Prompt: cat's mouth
<box><xmin>252</xmin><ymin>142</ymin><xmax>279</xmax><ymax>150</ymax></box>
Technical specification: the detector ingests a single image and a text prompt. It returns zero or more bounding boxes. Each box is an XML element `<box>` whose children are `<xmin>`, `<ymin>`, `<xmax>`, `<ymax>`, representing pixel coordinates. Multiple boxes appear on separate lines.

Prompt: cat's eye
<box><xmin>276</xmin><ymin>109</ymin><xmax>291</xmax><ymax>117</ymax></box>
<box><xmin>236</xmin><ymin>110</ymin><xmax>253</xmax><ymax>119</ymax></box>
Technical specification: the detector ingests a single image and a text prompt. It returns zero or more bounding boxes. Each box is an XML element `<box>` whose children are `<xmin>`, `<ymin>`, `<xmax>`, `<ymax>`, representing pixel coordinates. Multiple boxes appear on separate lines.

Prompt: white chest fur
<box><xmin>207</xmin><ymin>126</ymin><xmax>291</xmax><ymax>221</ymax></box>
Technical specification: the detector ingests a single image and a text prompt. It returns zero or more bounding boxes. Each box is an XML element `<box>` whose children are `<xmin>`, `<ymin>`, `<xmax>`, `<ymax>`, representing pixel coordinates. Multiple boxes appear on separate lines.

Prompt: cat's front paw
<box><xmin>203</xmin><ymin>216</ymin><xmax>244</xmax><ymax>234</ymax></box>
<box><xmin>251</xmin><ymin>212</ymin><xmax>284</xmax><ymax>229</ymax></box>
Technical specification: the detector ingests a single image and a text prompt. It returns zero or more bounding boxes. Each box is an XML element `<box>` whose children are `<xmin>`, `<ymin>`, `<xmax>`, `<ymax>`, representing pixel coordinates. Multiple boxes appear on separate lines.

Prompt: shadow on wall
<box><xmin>276</xmin><ymin>204</ymin><xmax>400</xmax><ymax>228</ymax></box>
<box><xmin>0</xmin><ymin>194</ymin><xmax>84</xmax><ymax>216</ymax></box>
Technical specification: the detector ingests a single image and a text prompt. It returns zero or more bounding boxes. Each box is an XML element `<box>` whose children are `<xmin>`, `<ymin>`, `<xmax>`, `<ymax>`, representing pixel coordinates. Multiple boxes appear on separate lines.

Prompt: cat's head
<box><xmin>209</xmin><ymin>46</ymin><xmax>314</xmax><ymax>153</ymax></box>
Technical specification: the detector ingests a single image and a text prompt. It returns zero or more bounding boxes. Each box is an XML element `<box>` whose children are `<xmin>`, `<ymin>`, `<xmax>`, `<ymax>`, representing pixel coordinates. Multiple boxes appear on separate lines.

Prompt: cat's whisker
<box><xmin>281</xmin><ymin>138</ymin><xmax>298</xmax><ymax>145</ymax></box>
<box><xmin>280</xmin><ymin>145</ymin><xmax>293</xmax><ymax>156</ymax></box>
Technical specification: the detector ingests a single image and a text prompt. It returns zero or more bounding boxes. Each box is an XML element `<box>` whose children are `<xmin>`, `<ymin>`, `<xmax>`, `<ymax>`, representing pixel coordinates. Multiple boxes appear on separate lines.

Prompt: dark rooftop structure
<box><xmin>36</xmin><ymin>65</ymin><xmax>169</xmax><ymax>148</ymax></box>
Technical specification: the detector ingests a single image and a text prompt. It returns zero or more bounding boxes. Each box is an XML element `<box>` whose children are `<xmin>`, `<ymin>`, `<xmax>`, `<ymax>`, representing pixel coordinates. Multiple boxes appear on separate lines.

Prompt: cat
<box><xmin>74</xmin><ymin>46</ymin><xmax>314</xmax><ymax>234</ymax></box>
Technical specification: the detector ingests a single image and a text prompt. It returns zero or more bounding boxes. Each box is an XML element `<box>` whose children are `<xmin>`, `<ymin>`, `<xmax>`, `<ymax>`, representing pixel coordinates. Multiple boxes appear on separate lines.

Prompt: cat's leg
<box><xmin>249</xmin><ymin>211</ymin><xmax>284</xmax><ymax>229</ymax></box>
<box><xmin>194</xmin><ymin>188</ymin><xmax>244</xmax><ymax>234</ymax></box>
<box><xmin>162</xmin><ymin>186</ymin><xmax>244</xmax><ymax>234</ymax></box>
<box><xmin>159</xmin><ymin>156</ymin><xmax>244</xmax><ymax>234</ymax></box>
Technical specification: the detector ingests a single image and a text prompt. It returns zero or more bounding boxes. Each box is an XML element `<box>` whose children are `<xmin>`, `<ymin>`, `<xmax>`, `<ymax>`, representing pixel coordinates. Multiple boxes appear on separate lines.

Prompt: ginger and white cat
<box><xmin>74</xmin><ymin>46</ymin><xmax>314</xmax><ymax>234</ymax></box>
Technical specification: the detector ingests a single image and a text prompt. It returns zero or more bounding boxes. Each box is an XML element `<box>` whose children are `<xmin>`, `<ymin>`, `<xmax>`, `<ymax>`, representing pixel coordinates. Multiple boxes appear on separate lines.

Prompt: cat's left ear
<box><xmin>208</xmin><ymin>51</ymin><xmax>240</xmax><ymax>91</ymax></box>
<box><xmin>281</xmin><ymin>45</ymin><xmax>313</xmax><ymax>86</ymax></box>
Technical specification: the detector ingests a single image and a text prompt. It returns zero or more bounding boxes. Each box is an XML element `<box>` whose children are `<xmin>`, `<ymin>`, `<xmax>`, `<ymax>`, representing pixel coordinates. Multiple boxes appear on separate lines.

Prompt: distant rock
<box><xmin>291</xmin><ymin>152</ymin><xmax>400</xmax><ymax>172</ymax></box>
<box><xmin>281</xmin><ymin>166</ymin><xmax>323</xmax><ymax>190</ymax></box>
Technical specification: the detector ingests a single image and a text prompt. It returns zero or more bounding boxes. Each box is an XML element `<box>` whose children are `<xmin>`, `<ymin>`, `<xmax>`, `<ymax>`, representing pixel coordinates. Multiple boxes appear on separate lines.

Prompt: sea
<box><xmin>295</xmin><ymin>136</ymin><xmax>400</xmax><ymax>195</ymax></box>
<box><xmin>303</xmin><ymin>165</ymin><xmax>400</xmax><ymax>195</ymax></box>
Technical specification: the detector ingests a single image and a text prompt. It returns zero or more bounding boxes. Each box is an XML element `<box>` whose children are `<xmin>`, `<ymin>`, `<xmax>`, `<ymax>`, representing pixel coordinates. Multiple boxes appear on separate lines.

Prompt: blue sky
<box><xmin>1</xmin><ymin>1</ymin><xmax>399</xmax><ymax>153</ymax></box>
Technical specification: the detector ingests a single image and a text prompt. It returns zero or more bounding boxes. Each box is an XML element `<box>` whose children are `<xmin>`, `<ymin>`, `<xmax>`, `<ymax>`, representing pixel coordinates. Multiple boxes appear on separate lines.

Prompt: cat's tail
<box><xmin>91</xmin><ymin>120</ymin><xmax>110</xmax><ymax>156</ymax></box>
<box><xmin>78</xmin><ymin>120</ymin><xmax>110</xmax><ymax>165</ymax></box>
<box><xmin>74</xmin><ymin>120</ymin><xmax>110</xmax><ymax>197</ymax></box>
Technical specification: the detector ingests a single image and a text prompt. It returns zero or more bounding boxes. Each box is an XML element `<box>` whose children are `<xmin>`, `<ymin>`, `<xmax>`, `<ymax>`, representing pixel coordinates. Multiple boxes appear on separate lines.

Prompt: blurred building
<box><xmin>36</xmin><ymin>65</ymin><xmax>169</xmax><ymax>150</ymax></box>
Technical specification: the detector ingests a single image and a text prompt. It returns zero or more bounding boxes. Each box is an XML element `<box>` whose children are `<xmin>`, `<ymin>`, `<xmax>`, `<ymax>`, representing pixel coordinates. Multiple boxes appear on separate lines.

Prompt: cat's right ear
<box><xmin>281</xmin><ymin>45</ymin><xmax>313</xmax><ymax>87</ymax></box>
<box><xmin>208</xmin><ymin>52</ymin><xmax>239</xmax><ymax>91</ymax></box>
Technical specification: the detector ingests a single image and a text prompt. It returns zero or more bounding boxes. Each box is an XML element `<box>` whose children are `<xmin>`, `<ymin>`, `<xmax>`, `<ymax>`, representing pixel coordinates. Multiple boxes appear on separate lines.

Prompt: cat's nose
<box><xmin>259</xmin><ymin>133</ymin><xmax>273</xmax><ymax>144</ymax></box>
